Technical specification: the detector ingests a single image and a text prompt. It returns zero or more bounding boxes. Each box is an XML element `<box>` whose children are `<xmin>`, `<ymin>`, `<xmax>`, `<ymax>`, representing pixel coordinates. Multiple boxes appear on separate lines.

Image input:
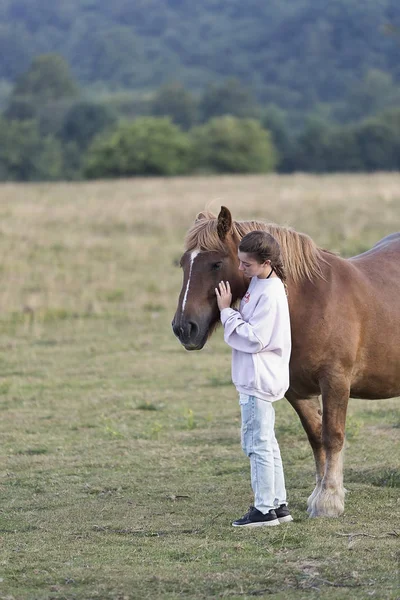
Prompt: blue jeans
<box><xmin>239</xmin><ymin>393</ymin><xmax>287</xmax><ymax>514</ymax></box>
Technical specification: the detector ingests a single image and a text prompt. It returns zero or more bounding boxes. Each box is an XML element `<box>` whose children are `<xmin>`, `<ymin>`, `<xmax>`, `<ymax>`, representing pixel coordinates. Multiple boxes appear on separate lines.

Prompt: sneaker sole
<box><xmin>278</xmin><ymin>515</ymin><xmax>293</xmax><ymax>523</ymax></box>
<box><xmin>232</xmin><ymin>519</ymin><xmax>280</xmax><ymax>527</ymax></box>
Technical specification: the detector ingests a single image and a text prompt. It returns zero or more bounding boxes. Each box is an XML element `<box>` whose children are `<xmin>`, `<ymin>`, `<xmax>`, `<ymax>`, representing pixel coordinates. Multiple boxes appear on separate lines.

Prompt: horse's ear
<box><xmin>195</xmin><ymin>211</ymin><xmax>208</xmax><ymax>222</ymax></box>
<box><xmin>217</xmin><ymin>206</ymin><xmax>232</xmax><ymax>241</ymax></box>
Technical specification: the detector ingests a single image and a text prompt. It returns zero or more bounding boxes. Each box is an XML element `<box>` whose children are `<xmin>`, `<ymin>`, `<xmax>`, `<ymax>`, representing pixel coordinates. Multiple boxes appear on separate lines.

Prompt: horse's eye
<box><xmin>211</xmin><ymin>262</ymin><xmax>222</xmax><ymax>271</ymax></box>
<box><xmin>173</xmin><ymin>257</ymin><xmax>182</xmax><ymax>268</ymax></box>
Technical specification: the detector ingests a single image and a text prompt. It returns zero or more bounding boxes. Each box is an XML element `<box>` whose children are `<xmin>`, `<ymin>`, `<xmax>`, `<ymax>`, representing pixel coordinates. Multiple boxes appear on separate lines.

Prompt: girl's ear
<box><xmin>217</xmin><ymin>206</ymin><xmax>233</xmax><ymax>241</ymax></box>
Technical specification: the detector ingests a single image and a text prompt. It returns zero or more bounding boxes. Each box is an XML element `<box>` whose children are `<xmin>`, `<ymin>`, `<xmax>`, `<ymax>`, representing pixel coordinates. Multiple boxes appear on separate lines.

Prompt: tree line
<box><xmin>1</xmin><ymin>0</ymin><xmax>399</xmax><ymax>120</ymax></box>
<box><xmin>1</xmin><ymin>55</ymin><xmax>400</xmax><ymax>181</ymax></box>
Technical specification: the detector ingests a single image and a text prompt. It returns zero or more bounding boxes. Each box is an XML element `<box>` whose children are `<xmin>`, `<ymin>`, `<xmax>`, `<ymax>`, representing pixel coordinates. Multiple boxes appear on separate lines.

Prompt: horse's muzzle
<box><xmin>171</xmin><ymin>318</ymin><xmax>205</xmax><ymax>350</ymax></box>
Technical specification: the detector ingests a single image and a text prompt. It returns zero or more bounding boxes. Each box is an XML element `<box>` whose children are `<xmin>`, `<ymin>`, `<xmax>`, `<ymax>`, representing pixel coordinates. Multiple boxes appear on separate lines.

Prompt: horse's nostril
<box><xmin>188</xmin><ymin>320</ymin><xmax>198</xmax><ymax>338</ymax></box>
<box><xmin>173</xmin><ymin>320</ymin><xmax>200</xmax><ymax>344</ymax></box>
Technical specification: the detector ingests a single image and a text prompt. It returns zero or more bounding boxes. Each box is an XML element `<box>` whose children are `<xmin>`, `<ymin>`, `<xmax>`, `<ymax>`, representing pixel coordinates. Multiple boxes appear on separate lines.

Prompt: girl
<box><xmin>215</xmin><ymin>230</ymin><xmax>293</xmax><ymax>527</ymax></box>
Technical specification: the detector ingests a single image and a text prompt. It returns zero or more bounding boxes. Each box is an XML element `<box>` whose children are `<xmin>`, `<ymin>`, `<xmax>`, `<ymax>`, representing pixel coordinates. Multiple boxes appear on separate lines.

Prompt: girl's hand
<box><xmin>215</xmin><ymin>281</ymin><xmax>232</xmax><ymax>311</ymax></box>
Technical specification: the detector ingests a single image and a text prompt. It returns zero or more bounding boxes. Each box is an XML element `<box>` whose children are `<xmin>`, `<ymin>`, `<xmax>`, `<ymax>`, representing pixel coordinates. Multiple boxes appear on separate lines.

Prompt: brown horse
<box><xmin>172</xmin><ymin>206</ymin><xmax>400</xmax><ymax>517</ymax></box>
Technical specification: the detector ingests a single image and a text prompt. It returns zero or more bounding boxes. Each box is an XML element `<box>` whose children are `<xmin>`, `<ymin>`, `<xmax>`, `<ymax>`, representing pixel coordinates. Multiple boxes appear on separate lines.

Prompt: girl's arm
<box><xmin>220</xmin><ymin>294</ymin><xmax>278</xmax><ymax>353</ymax></box>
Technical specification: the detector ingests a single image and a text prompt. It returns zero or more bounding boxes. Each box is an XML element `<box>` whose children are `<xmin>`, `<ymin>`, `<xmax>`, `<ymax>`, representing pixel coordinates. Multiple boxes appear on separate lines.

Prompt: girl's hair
<box><xmin>239</xmin><ymin>230</ymin><xmax>287</xmax><ymax>283</ymax></box>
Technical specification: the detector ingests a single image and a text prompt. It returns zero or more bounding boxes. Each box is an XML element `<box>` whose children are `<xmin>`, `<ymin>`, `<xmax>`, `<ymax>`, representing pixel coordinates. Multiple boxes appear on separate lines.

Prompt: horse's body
<box><xmin>172</xmin><ymin>207</ymin><xmax>400</xmax><ymax>517</ymax></box>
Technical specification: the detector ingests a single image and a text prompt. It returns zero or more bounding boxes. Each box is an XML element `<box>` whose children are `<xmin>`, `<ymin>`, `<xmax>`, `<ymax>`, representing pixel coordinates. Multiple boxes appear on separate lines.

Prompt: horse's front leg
<box><xmin>309</xmin><ymin>376</ymin><xmax>350</xmax><ymax>518</ymax></box>
<box><xmin>285</xmin><ymin>392</ymin><xmax>325</xmax><ymax>514</ymax></box>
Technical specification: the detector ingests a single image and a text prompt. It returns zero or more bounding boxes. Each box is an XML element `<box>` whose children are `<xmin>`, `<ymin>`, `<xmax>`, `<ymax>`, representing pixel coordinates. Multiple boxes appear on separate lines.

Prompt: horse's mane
<box><xmin>185</xmin><ymin>211</ymin><xmax>328</xmax><ymax>283</ymax></box>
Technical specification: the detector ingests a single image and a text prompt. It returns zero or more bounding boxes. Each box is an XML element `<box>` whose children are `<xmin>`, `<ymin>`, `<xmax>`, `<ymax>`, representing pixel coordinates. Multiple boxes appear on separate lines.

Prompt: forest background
<box><xmin>1</xmin><ymin>0</ymin><xmax>400</xmax><ymax>180</ymax></box>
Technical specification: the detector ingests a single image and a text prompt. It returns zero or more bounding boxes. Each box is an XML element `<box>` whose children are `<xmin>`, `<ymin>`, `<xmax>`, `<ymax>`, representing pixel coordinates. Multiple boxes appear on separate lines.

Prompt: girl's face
<box><xmin>238</xmin><ymin>251</ymin><xmax>271</xmax><ymax>279</ymax></box>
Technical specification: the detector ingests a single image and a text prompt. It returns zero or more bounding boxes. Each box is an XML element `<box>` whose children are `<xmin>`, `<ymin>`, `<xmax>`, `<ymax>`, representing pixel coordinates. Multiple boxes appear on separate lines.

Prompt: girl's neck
<box><xmin>257</xmin><ymin>267</ymin><xmax>277</xmax><ymax>280</ymax></box>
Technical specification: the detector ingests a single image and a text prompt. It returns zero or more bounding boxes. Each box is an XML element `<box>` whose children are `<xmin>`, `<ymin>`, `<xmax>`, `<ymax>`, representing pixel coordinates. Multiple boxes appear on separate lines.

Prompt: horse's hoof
<box><xmin>309</xmin><ymin>487</ymin><xmax>345</xmax><ymax>518</ymax></box>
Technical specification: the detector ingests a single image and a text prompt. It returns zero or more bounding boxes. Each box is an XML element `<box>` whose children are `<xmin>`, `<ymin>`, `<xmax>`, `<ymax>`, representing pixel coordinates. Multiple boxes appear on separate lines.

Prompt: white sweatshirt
<box><xmin>220</xmin><ymin>277</ymin><xmax>291</xmax><ymax>402</ymax></box>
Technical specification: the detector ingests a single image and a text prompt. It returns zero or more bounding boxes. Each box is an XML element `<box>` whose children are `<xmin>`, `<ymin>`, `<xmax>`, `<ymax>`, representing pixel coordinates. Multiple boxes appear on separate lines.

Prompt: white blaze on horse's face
<box><xmin>181</xmin><ymin>249</ymin><xmax>200</xmax><ymax>314</ymax></box>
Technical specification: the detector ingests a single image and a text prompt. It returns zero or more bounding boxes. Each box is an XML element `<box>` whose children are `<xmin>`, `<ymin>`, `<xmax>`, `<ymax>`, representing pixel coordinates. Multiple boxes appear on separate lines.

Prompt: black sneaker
<box><xmin>232</xmin><ymin>506</ymin><xmax>280</xmax><ymax>527</ymax></box>
<box><xmin>275</xmin><ymin>504</ymin><xmax>293</xmax><ymax>523</ymax></box>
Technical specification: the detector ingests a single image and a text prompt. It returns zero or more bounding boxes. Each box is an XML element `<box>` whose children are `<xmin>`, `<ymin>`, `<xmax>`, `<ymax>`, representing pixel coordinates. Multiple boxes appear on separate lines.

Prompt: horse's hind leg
<box><xmin>310</xmin><ymin>376</ymin><xmax>350</xmax><ymax>518</ymax></box>
<box><xmin>285</xmin><ymin>393</ymin><xmax>325</xmax><ymax>515</ymax></box>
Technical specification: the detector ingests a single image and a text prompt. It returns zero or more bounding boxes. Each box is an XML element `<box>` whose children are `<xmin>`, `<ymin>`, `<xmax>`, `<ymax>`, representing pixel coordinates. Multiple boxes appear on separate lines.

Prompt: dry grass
<box><xmin>0</xmin><ymin>173</ymin><xmax>398</xmax><ymax>600</ymax></box>
<box><xmin>1</xmin><ymin>173</ymin><xmax>399</xmax><ymax>318</ymax></box>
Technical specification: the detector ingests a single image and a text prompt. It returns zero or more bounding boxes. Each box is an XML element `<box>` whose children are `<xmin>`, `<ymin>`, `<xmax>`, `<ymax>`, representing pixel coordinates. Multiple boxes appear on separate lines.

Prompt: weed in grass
<box><xmin>346</xmin><ymin>415</ymin><xmax>363</xmax><ymax>440</ymax></box>
<box><xmin>186</xmin><ymin>409</ymin><xmax>196</xmax><ymax>430</ymax></box>
<box><xmin>149</xmin><ymin>421</ymin><xmax>164</xmax><ymax>439</ymax></box>
<box><xmin>101</xmin><ymin>288</ymin><xmax>125</xmax><ymax>302</ymax></box>
<box><xmin>0</xmin><ymin>381</ymin><xmax>11</xmax><ymax>394</ymax></box>
<box><xmin>143</xmin><ymin>302</ymin><xmax>166</xmax><ymax>312</ymax></box>
<box><xmin>146</xmin><ymin>282</ymin><xmax>160</xmax><ymax>294</ymax></box>
<box><xmin>100</xmin><ymin>415</ymin><xmax>125</xmax><ymax>439</ymax></box>
<box><xmin>208</xmin><ymin>375</ymin><xmax>232</xmax><ymax>387</ymax></box>
<box><xmin>346</xmin><ymin>467</ymin><xmax>400</xmax><ymax>488</ymax></box>
<box><xmin>136</xmin><ymin>401</ymin><xmax>164</xmax><ymax>411</ymax></box>
<box><xmin>367</xmin><ymin>468</ymin><xmax>400</xmax><ymax>488</ymax></box>
<box><xmin>40</xmin><ymin>308</ymin><xmax>76</xmax><ymax>322</ymax></box>
<box><xmin>16</xmin><ymin>447</ymin><xmax>48</xmax><ymax>455</ymax></box>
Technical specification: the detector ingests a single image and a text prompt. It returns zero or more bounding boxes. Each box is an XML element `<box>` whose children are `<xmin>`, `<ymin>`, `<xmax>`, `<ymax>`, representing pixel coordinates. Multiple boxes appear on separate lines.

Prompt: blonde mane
<box><xmin>185</xmin><ymin>211</ymin><xmax>327</xmax><ymax>283</ymax></box>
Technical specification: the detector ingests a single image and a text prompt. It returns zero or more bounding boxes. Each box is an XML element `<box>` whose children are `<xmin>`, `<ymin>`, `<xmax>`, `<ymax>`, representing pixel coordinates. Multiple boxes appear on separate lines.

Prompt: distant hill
<box><xmin>1</xmin><ymin>0</ymin><xmax>400</xmax><ymax>114</ymax></box>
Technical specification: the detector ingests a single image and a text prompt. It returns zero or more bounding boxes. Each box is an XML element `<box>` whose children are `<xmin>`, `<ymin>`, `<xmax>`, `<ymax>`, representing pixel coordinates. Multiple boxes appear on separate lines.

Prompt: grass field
<box><xmin>0</xmin><ymin>173</ymin><xmax>399</xmax><ymax>600</ymax></box>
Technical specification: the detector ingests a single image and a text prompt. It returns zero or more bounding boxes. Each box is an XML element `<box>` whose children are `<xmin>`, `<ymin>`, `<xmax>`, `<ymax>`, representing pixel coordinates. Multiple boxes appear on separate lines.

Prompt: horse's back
<box><xmin>349</xmin><ymin>233</ymin><xmax>400</xmax><ymax>285</ymax></box>
<box><xmin>350</xmin><ymin>232</ymin><xmax>400</xmax><ymax>265</ymax></box>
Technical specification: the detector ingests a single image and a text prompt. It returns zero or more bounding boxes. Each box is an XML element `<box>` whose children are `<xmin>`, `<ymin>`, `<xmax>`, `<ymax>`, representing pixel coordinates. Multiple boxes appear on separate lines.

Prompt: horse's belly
<box><xmin>350</xmin><ymin>317</ymin><xmax>400</xmax><ymax>399</ymax></box>
<box><xmin>350</xmin><ymin>366</ymin><xmax>400</xmax><ymax>400</ymax></box>
<box><xmin>350</xmin><ymin>389</ymin><xmax>400</xmax><ymax>400</ymax></box>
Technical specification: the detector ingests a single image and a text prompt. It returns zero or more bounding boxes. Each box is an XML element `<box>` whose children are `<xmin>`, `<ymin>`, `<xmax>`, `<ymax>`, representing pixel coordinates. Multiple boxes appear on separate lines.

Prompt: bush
<box><xmin>190</xmin><ymin>116</ymin><xmax>277</xmax><ymax>173</ymax></box>
<box><xmin>83</xmin><ymin>117</ymin><xmax>192</xmax><ymax>178</ymax></box>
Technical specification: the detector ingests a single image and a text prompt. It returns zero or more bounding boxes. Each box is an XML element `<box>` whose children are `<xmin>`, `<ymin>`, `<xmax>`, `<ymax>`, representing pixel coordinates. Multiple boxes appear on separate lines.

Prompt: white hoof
<box><xmin>308</xmin><ymin>486</ymin><xmax>345</xmax><ymax>518</ymax></box>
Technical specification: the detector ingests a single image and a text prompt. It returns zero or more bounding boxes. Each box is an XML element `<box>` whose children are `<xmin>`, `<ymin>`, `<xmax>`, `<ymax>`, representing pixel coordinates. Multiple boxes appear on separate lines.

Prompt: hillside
<box><xmin>1</xmin><ymin>0</ymin><xmax>399</xmax><ymax>113</ymax></box>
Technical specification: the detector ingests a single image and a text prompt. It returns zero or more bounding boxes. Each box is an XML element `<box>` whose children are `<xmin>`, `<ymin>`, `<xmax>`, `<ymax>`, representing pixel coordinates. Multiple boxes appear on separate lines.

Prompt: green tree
<box><xmin>354</xmin><ymin>118</ymin><xmax>400</xmax><ymax>171</ymax></box>
<box><xmin>191</xmin><ymin>116</ymin><xmax>277</xmax><ymax>174</ymax></box>
<box><xmin>292</xmin><ymin>117</ymin><xmax>333</xmax><ymax>172</ymax></box>
<box><xmin>61</xmin><ymin>141</ymin><xmax>84</xmax><ymax>181</ymax></box>
<box><xmin>262</xmin><ymin>105</ymin><xmax>294</xmax><ymax>172</ymax></box>
<box><xmin>337</xmin><ymin>70</ymin><xmax>400</xmax><ymax>123</ymax></box>
<box><xmin>12</xmin><ymin>54</ymin><xmax>79</xmax><ymax>102</ymax></box>
<box><xmin>324</xmin><ymin>126</ymin><xmax>363</xmax><ymax>172</ymax></box>
<box><xmin>0</xmin><ymin>118</ymin><xmax>63</xmax><ymax>181</ymax></box>
<box><xmin>3</xmin><ymin>97</ymin><xmax>36</xmax><ymax>121</ymax></box>
<box><xmin>290</xmin><ymin>110</ymin><xmax>400</xmax><ymax>173</ymax></box>
<box><xmin>60</xmin><ymin>102</ymin><xmax>117</xmax><ymax>150</ymax></box>
<box><xmin>1</xmin><ymin>0</ymin><xmax>400</xmax><ymax>123</ymax></box>
<box><xmin>5</xmin><ymin>54</ymin><xmax>81</xmax><ymax>137</ymax></box>
<box><xmin>150</xmin><ymin>82</ymin><xmax>198</xmax><ymax>130</ymax></box>
<box><xmin>199</xmin><ymin>79</ymin><xmax>260</xmax><ymax>123</ymax></box>
<box><xmin>84</xmin><ymin>117</ymin><xmax>192</xmax><ymax>178</ymax></box>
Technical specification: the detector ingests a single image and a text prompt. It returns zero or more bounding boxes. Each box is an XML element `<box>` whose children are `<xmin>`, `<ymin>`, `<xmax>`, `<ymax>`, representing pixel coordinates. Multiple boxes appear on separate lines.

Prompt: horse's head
<box><xmin>172</xmin><ymin>206</ymin><xmax>248</xmax><ymax>350</ymax></box>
